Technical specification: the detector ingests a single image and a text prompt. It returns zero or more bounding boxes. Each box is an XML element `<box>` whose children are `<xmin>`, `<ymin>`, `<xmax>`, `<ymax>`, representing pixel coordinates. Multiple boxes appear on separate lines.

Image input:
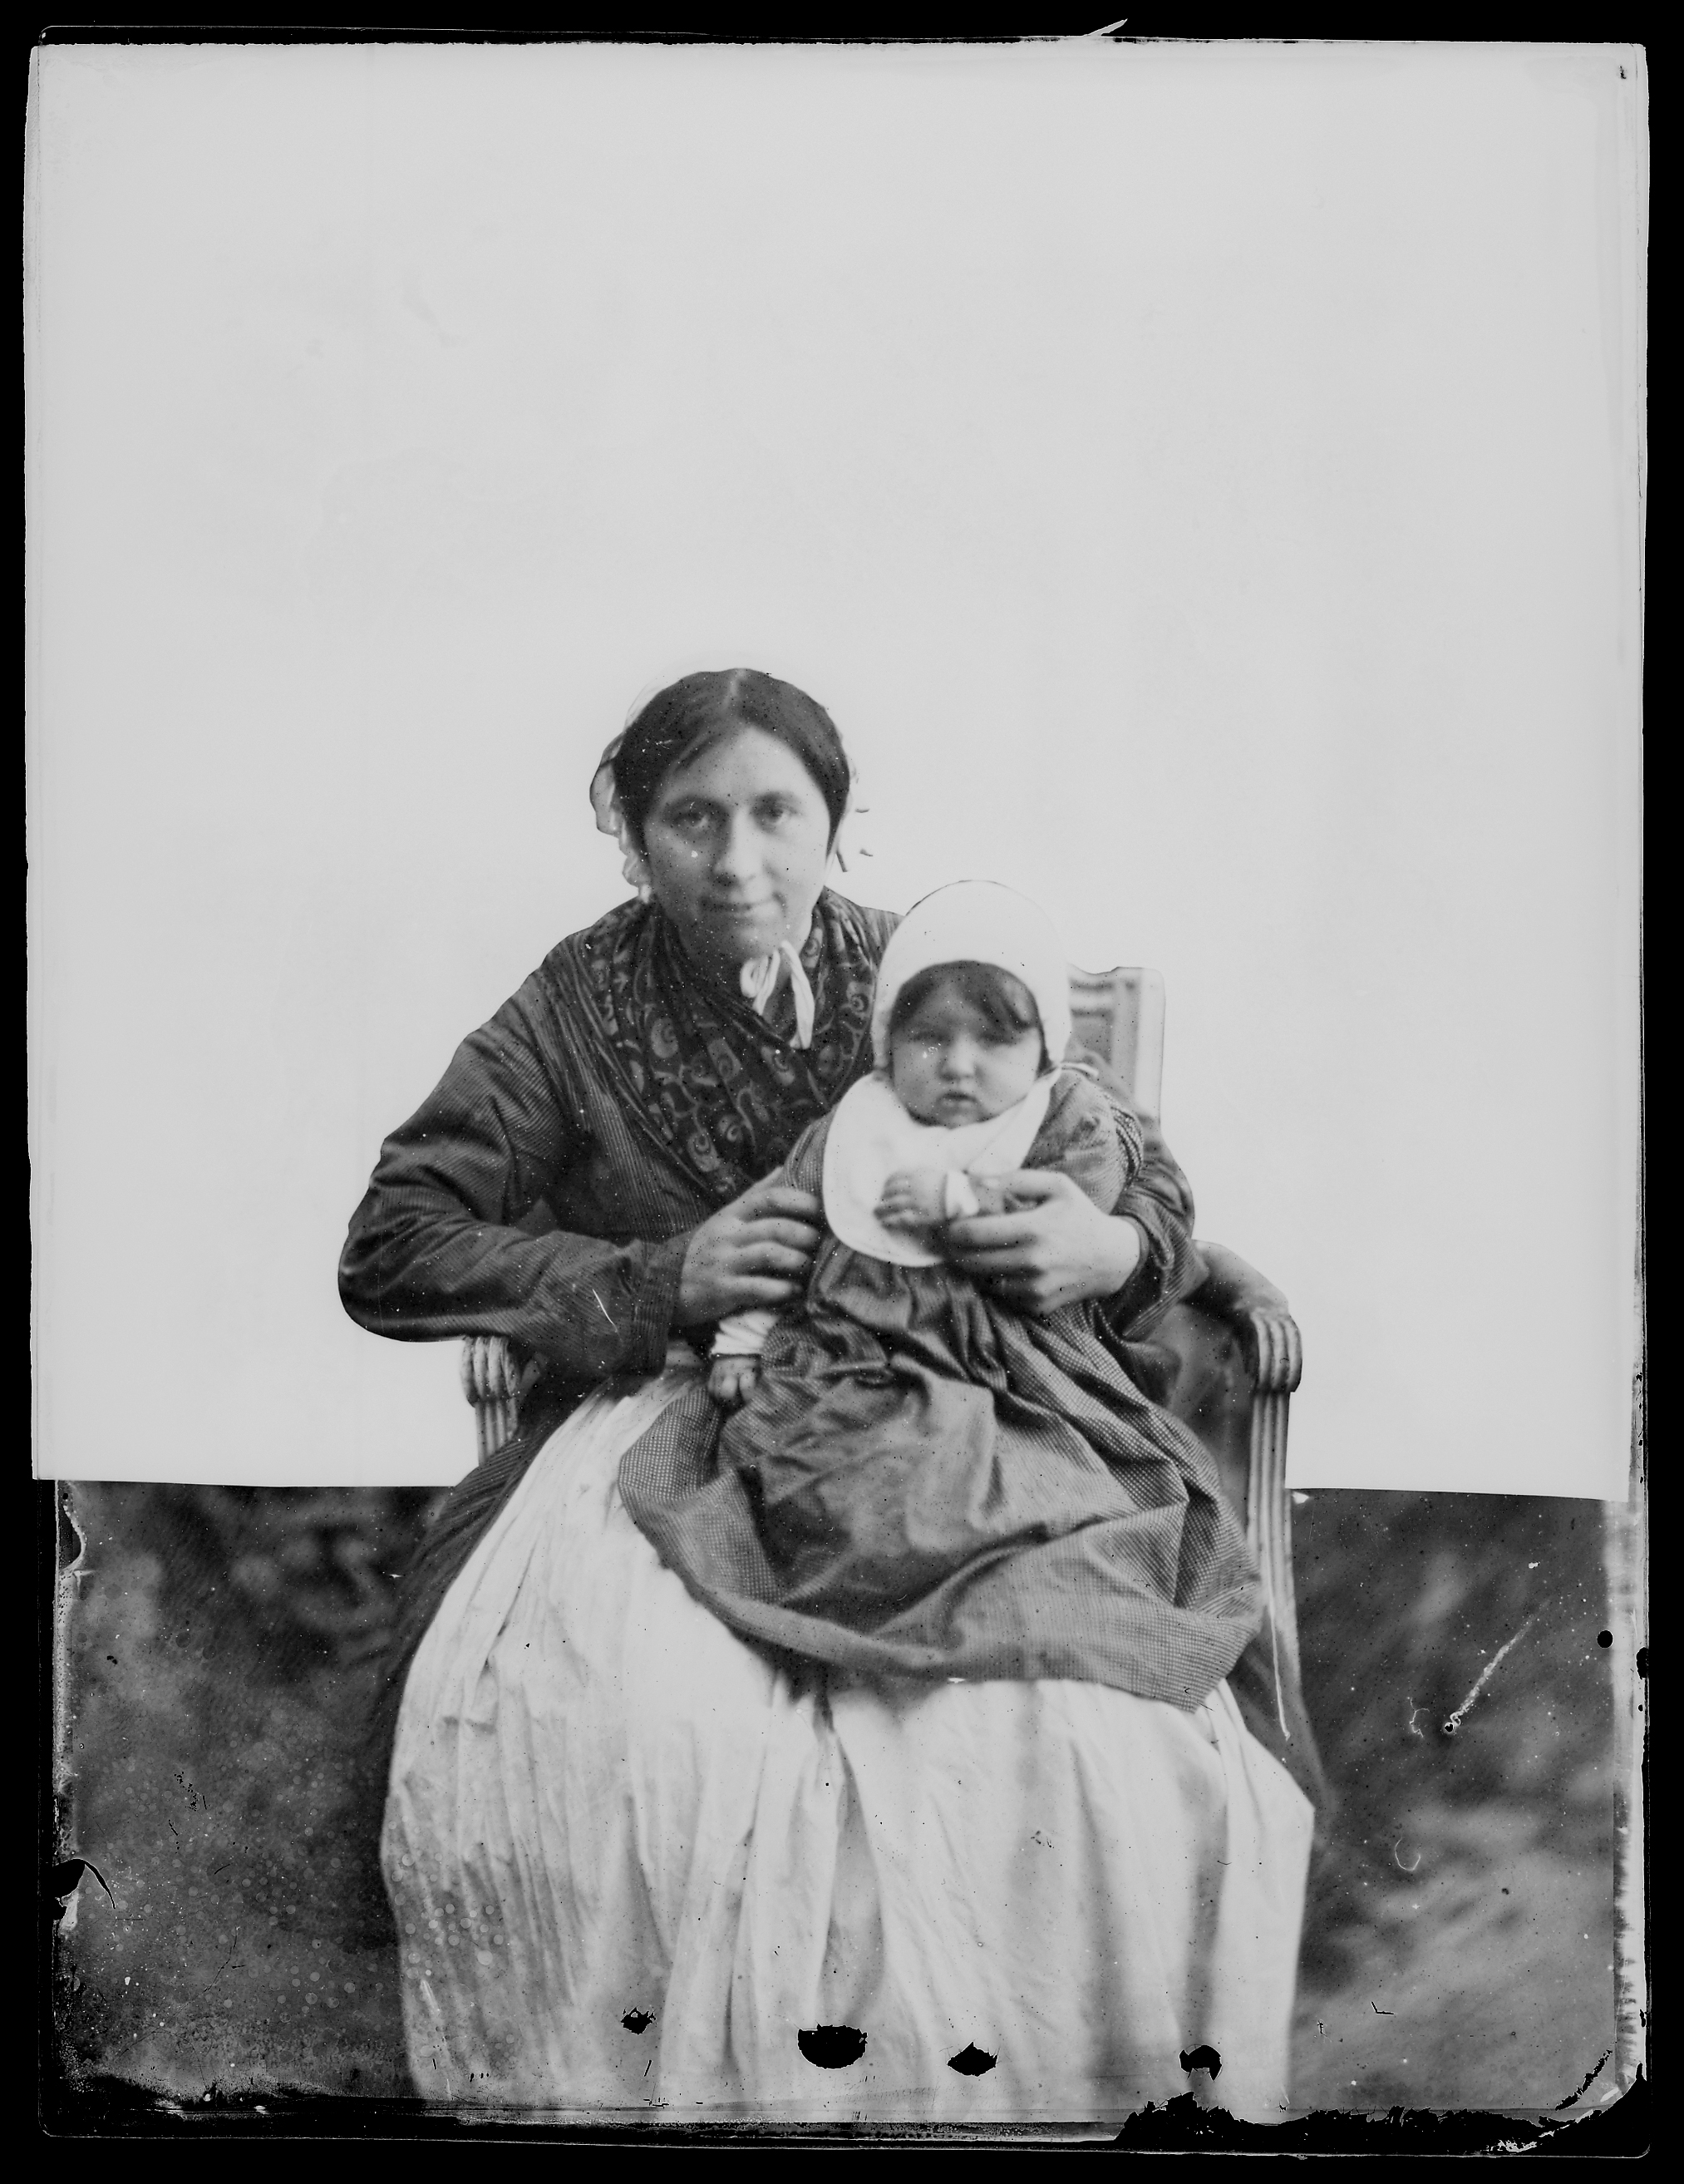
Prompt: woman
<box><xmin>340</xmin><ymin>668</ymin><xmax>1314</xmax><ymax>2122</ymax></box>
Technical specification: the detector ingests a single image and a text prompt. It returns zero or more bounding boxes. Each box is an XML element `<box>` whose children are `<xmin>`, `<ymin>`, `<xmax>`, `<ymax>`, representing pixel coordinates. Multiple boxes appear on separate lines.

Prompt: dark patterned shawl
<box><xmin>556</xmin><ymin>891</ymin><xmax>880</xmax><ymax>1205</ymax></box>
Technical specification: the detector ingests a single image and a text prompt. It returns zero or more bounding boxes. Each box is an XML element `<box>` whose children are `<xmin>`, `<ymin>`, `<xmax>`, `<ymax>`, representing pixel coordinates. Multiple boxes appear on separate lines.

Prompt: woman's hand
<box><xmin>673</xmin><ymin>1176</ymin><xmax>825</xmax><ymax>1327</ymax></box>
<box><xmin>943</xmin><ymin>1170</ymin><xmax>1145</xmax><ymax>1316</ymax></box>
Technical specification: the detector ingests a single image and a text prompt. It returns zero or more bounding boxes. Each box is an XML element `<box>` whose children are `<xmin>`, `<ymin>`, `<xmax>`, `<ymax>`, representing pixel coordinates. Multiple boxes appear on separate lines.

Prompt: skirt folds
<box><xmin>383</xmin><ymin>1356</ymin><xmax>1312</xmax><ymax>2122</ymax></box>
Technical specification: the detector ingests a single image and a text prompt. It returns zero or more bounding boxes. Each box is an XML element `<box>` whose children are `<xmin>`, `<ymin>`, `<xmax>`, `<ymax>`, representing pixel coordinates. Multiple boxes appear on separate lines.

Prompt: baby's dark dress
<box><xmin>619</xmin><ymin>1072</ymin><xmax>1264</xmax><ymax>1708</ymax></box>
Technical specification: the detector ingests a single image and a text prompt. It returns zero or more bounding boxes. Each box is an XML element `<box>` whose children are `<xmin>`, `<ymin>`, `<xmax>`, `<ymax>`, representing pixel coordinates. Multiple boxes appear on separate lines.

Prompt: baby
<box><xmin>708</xmin><ymin>882</ymin><xmax>1140</xmax><ymax>1405</ymax></box>
<box><xmin>618</xmin><ymin>881</ymin><xmax>1261</xmax><ymax>1704</ymax></box>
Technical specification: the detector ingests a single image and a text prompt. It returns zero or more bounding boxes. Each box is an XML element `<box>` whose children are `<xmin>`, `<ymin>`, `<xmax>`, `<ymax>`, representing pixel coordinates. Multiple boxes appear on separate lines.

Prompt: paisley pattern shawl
<box><xmin>554</xmin><ymin>890</ymin><xmax>885</xmax><ymax>1205</ymax></box>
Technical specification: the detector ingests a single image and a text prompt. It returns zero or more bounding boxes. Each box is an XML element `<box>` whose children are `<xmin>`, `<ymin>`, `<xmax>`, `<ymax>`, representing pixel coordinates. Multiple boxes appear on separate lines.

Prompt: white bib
<box><xmin>820</xmin><ymin>1072</ymin><xmax>1056</xmax><ymax>1268</ymax></box>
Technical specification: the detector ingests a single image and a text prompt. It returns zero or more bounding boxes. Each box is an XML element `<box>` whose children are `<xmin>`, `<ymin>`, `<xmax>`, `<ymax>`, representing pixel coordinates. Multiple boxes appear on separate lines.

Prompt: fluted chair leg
<box><xmin>1246</xmin><ymin>1388</ymin><xmax>1300</xmax><ymax>1741</ymax></box>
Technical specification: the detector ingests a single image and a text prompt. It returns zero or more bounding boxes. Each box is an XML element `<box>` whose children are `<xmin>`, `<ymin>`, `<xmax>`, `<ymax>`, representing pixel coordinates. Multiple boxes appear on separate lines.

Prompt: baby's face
<box><xmin>889</xmin><ymin>985</ymin><xmax>1044</xmax><ymax>1127</ymax></box>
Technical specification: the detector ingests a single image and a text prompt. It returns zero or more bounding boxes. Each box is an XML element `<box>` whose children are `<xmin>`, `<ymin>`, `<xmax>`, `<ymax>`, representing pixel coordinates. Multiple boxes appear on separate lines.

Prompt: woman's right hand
<box><xmin>673</xmin><ymin>1176</ymin><xmax>825</xmax><ymax>1326</ymax></box>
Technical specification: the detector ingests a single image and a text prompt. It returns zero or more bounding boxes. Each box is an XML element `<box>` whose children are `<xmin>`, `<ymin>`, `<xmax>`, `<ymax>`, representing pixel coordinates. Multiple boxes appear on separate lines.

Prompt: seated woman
<box><xmin>622</xmin><ymin>878</ymin><xmax>1265</xmax><ymax>1704</ymax></box>
<box><xmin>339</xmin><ymin>668</ymin><xmax>1315</xmax><ymax>2123</ymax></box>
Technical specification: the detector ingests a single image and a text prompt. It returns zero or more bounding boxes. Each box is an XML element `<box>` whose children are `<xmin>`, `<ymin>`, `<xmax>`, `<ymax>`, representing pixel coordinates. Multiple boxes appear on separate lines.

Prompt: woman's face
<box><xmin>642</xmin><ymin>725</ymin><xmax>835</xmax><ymax>969</ymax></box>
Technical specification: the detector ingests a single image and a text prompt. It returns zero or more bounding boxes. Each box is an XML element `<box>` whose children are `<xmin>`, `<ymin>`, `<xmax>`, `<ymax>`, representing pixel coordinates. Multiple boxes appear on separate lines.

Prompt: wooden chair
<box><xmin>460</xmin><ymin>965</ymin><xmax>1304</xmax><ymax>1687</ymax></box>
<box><xmin>1070</xmin><ymin>968</ymin><xmax>1304</xmax><ymax>1706</ymax></box>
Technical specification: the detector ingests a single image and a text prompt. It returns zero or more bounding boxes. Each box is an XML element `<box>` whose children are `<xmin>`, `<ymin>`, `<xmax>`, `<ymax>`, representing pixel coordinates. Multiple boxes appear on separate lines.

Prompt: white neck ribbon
<box><xmin>740</xmin><ymin>941</ymin><xmax>816</xmax><ymax>1050</ymax></box>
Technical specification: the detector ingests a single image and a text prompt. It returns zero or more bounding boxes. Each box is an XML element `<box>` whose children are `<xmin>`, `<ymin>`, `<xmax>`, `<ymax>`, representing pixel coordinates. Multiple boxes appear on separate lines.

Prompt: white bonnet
<box><xmin>869</xmin><ymin>881</ymin><xmax>1073</xmax><ymax>1072</ymax></box>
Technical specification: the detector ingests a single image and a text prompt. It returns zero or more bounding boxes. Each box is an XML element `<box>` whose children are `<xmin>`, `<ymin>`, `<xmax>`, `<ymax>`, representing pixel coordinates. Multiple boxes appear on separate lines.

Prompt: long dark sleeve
<box><xmin>1061</xmin><ymin>1037</ymin><xmax>1204</xmax><ymax>1338</ymax></box>
<box><xmin>1108</xmin><ymin>1112</ymin><xmax>1205</xmax><ymax>1335</ymax></box>
<box><xmin>338</xmin><ymin>998</ymin><xmax>688</xmax><ymax>1382</ymax></box>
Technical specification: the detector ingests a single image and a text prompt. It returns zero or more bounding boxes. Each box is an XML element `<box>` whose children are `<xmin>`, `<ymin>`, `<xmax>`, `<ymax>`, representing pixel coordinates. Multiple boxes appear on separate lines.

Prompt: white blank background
<box><xmin>27</xmin><ymin>42</ymin><xmax>1642</xmax><ymax>1492</ymax></box>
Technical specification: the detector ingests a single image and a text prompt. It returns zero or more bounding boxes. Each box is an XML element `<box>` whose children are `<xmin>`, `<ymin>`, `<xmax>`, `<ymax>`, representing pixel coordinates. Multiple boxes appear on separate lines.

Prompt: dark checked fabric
<box><xmin>618</xmin><ymin>1076</ymin><xmax>1263</xmax><ymax>1707</ymax></box>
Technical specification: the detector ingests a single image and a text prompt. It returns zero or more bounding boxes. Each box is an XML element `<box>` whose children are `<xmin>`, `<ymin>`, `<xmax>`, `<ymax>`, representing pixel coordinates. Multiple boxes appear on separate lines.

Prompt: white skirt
<box><xmin>383</xmin><ymin>1351</ymin><xmax>1313</xmax><ymax>2123</ymax></box>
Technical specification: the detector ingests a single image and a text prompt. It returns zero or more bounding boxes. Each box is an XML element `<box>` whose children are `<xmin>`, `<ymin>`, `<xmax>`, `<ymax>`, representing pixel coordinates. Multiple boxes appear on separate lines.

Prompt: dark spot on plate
<box><xmin>1179</xmin><ymin>2043</ymin><xmax>1222</xmax><ymax>2078</ymax></box>
<box><xmin>622</xmin><ymin>2009</ymin><xmax>653</xmax><ymax>2034</ymax></box>
<box><xmin>798</xmin><ymin>2024</ymin><xmax>867</xmax><ymax>2068</ymax></box>
<box><xmin>948</xmin><ymin>2043</ymin><xmax>997</xmax><ymax>2076</ymax></box>
<box><xmin>1598</xmin><ymin>1630</ymin><xmax>1613</xmax><ymax>1648</ymax></box>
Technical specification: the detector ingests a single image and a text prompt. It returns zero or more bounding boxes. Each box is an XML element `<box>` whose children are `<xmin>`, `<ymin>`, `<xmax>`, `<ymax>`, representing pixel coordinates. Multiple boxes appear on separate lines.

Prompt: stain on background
<box><xmin>49</xmin><ymin>1483</ymin><xmax>434</xmax><ymax>2099</ymax></box>
<box><xmin>1288</xmin><ymin>1491</ymin><xmax>1618</xmax><ymax>2113</ymax></box>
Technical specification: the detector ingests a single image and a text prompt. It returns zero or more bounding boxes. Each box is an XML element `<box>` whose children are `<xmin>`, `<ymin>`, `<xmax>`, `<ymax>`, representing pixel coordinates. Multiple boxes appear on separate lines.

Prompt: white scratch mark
<box><xmin>1406</xmin><ymin>1695</ymin><xmax>1425</xmax><ymax>1739</ymax></box>
<box><xmin>1391</xmin><ymin>1834</ymin><xmax>1421</xmax><ymax>1874</ymax></box>
<box><xmin>1442</xmin><ymin>1613</ymin><xmax>1540</xmax><ymax>1735</ymax></box>
<box><xmin>588</xmin><ymin>1287</ymin><xmax>618</xmax><ymax>1329</ymax></box>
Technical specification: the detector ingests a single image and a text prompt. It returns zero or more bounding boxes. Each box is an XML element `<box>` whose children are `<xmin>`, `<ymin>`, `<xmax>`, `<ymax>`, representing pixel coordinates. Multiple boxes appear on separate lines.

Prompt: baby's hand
<box><xmin>879</xmin><ymin>1168</ymin><xmax>1016</xmax><ymax>1231</ymax></box>
<box><xmin>876</xmin><ymin>1167</ymin><xmax>949</xmax><ymax>1230</ymax></box>
<box><xmin>709</xmin><ymin>1355</ymin><xmax>761</xmax><ymax>1408</ymax></box>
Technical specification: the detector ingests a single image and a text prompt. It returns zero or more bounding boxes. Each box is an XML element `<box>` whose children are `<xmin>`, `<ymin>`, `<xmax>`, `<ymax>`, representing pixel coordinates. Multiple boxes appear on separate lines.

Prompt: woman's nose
<box><xmin>711</xmin><ymin>813</ymin><xmax>759</xmax><ymax>884</ymax></box>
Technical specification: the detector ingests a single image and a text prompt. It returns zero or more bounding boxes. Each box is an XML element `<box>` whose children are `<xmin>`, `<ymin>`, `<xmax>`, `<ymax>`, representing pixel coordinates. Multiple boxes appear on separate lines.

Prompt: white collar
<box><xmin>821</xmin><ymin>1072</ymin><xmax>1056</xmax><ymax>1266</ymax></box>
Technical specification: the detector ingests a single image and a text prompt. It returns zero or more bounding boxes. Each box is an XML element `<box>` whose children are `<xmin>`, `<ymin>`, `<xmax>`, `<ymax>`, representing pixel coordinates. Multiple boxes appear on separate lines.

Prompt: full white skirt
<box><xmin>383</xmin><ymin>1354</ymin><xmax>1313</xmax><ymax>2122</ymax></box>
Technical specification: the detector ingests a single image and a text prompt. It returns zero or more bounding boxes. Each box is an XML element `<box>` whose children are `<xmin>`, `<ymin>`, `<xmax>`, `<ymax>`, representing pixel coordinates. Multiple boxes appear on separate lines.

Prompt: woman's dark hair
<box><xmin>887</xmin><ymin>961</ymin><xmax>1050</xmax><ymax>1068</ymax></box>
<box><xmin>613</xmin><ymin>669</ymin><xmax>852</xmax><ymax>850</ymax></box>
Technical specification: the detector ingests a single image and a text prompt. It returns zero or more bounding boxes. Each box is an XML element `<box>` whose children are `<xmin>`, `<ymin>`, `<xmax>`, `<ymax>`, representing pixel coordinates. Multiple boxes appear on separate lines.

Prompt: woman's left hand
<box><xmin>943</xmin><ymin>1171</ymin><xmax>1144</xmax><ymax>1315</ymax></box>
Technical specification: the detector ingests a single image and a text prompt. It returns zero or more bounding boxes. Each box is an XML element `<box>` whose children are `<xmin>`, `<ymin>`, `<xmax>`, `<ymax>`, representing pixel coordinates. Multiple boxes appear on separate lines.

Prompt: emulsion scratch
<box><xmin>589</xmin><ymin>1288</ymin><xmax>618</xmax><ymax>1330</ymax></box>
<box><xmin>1442</xmin><ymin>1612</ymin><xmax>1539</xmax><ymax>1736</ymax></box>
<box><xmin>1406</xmin><ymin>1696</ymin><xmax>1425</xmax><ymax>1739</ymax></box>
<box><xmin>1391</xmin><ymin>1834</ymin><xmax>1421</xmax><ymax>1874</ymax></box>
<box><xmin>1554</xmin><ymin>2049</ymin><xmax>1612</xmax><ymax>2109</ymax></box>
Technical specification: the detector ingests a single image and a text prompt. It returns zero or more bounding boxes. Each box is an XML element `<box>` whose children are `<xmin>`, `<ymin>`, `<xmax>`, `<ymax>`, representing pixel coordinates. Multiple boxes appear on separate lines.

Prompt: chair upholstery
<box><xmin>456</xmin><ymin>965</ymin><xmax>1304</xmax><ymax>1671</ymax></box>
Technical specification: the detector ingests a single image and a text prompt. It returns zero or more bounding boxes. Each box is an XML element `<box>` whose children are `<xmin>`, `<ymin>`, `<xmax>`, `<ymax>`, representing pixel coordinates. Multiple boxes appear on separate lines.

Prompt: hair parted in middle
<box><xmin>609</xmin><ymin>669</ymin><xmax>853</xmax><ymax>852</ymax></box>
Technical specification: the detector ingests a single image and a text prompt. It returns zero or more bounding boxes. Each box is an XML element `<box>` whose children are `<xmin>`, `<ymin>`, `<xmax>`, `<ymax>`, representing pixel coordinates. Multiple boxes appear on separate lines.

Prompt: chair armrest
<box><xmin>459</xmin><ymin>1332</ymin><xmax>526</xmax><ymax>1408</ymax></box>
<box><xmin>460</xmin><ymin>1334</ymin><xmax>533</xmax><ymax>1466</ymax></box>
<box><xmin>1189</xmin><ymin>1240</ymin><xmax>1302</xmax><ymax>1395</ymax></box>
